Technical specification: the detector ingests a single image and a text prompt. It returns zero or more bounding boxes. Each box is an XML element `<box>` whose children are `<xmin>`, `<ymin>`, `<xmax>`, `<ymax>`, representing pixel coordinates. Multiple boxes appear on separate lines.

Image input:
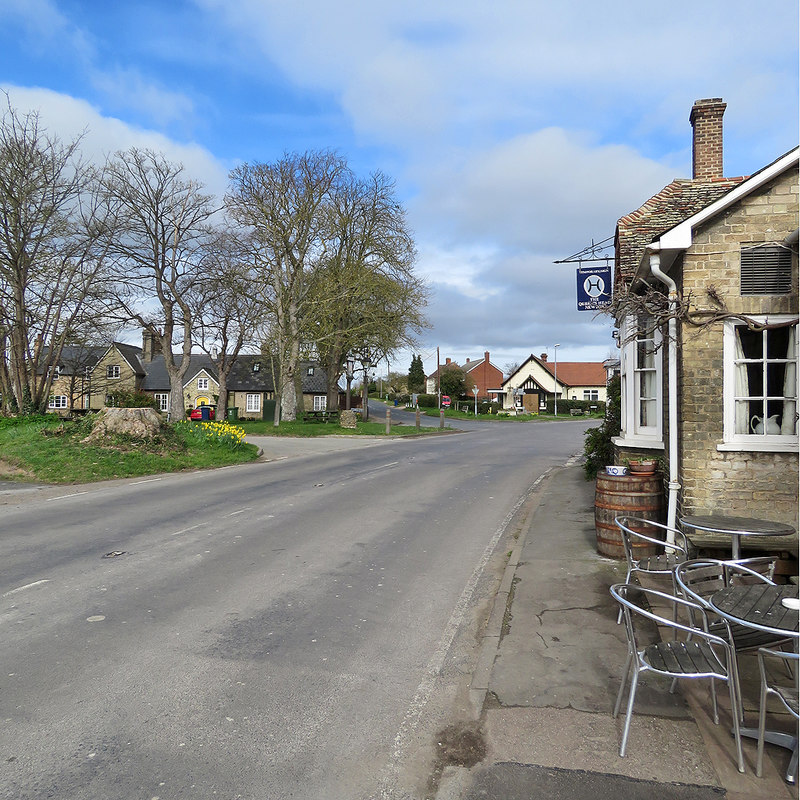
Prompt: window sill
<box><xmin>717</xmin><ymin>441</ymin><xmax>798</xmax><ymax>453</ymax></box>
<box><xmin>612</xmin><ymin>436</ymin><xmax>664</xmax><ymax>451</ymax></box>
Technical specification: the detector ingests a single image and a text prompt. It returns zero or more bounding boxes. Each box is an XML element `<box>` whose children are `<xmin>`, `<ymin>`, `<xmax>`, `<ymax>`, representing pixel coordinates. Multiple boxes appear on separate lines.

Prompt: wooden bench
<box><xmin>302</xmin><ymin>410</ymin><xmax>340</xmax><ymax>423</ymax></box>
<box><xmin>569</xmin><ymin>408</ymin><xmax>584</xmax><ymax>416</ymax></box>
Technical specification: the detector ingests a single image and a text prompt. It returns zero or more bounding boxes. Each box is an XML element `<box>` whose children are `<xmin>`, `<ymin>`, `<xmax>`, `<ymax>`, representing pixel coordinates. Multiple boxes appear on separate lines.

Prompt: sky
<box><xmin>0</xmin><ymin>0</ymin><xmax>797</xmax><ymax>379</ymax></box>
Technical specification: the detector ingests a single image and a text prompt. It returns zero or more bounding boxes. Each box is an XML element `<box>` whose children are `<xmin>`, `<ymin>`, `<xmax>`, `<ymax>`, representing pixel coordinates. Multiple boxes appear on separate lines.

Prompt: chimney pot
<box><xmin>541</xmin><ymin>353</ymin><xmax>548</xmax><ymax>361</ymax></box>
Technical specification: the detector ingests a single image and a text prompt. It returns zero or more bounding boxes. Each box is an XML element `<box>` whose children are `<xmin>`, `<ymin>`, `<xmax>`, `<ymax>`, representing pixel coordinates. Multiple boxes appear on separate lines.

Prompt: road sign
<box><xmin>576</xmin><ymin>264</ymin><xmax>612</xmax><ymax>311</ymax></box>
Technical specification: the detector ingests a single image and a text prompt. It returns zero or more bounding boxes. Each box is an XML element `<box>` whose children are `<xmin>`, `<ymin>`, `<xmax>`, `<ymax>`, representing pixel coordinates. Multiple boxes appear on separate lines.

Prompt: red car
<box><xmin>189</xmin><ymin>405</ymin><xmax>215</xmax><ymax>420</ymax></box>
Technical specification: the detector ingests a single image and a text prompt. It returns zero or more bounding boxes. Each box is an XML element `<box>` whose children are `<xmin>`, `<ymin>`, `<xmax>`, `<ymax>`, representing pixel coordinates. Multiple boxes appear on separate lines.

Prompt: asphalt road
<box><xmin>0</xmin><ymin>416</ymin><xmax>594</xmax><ymax>800</ymax></box>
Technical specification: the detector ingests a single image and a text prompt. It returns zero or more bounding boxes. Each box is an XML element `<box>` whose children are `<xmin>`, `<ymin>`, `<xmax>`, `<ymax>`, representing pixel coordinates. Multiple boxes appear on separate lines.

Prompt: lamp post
<box><xmin>345</xmin><ymin>358</ymin><xmax>354</xmax><ymax>410</ymax></box>
<box><xmin>362</xmin><ymin>360</ymin><xmax>374</xmax><ymax>421</ymax></box>
<box><xmin>473</xmin><ymin>385</ymin><xmax>479</xmax><ymax>416</ymax></box>
<box><xmin>553</xmin><ymin>344</ymin><xmax>561</xmax><ymax>417</ymax></box>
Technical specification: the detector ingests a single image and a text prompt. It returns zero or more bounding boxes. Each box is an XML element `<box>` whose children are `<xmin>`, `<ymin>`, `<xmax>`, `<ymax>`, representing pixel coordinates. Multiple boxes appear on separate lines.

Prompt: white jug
<box><xmin>750</xmin><ymin>414</ymin><xmax>781</xmax><ymax>435</ymax></box>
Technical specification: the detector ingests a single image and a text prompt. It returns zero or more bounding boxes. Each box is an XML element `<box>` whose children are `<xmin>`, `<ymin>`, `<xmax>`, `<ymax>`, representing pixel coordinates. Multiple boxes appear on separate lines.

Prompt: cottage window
<box><xmin>307</xmin><ymin>367</ymin><xmax>315</xmax><ymax>376</ymax></box>
<box><xmin>615</xmin><ymin>314</ymin><xmax>663</xmax><ymax>448</ymax></box>
<box><xmin>313</xmin><ymin>395</ymin><xmax>327</xmax><ymax>411</ymax></box>
<box><xmin>246</xmin><ymin>394</ymin><xmax>261</xmax><ymax>413</ymax></box>
<box><xmin>198</xmin><ymin>377</ymin><xmax>209</xmax><ymax>390</ymax></box>
<box><xmin>107</xmin><ymin>364</ymin><xmax>120</xmax><ymax>379</ymax></box>
<box><xmin>722</xmin><ymin>318</ymin><xmax>798</xmax><ymax>451</ymax></box>
<box><xmin>583</xmin><ymin>389</ymin><xmax>599</xmax><ymax>401</ymax></box>
<box><xmin>154</xmin><ymin>393</ymin><xmax>169</xmax><ymax>412</ymax></box>
<box><xmin>252</xmin><ymin>362</ymin><xmax>261</xmax><ymax>373</ymax></box>
<box><xmin>48</xmin><ymin>395</ymin><xmax>68</xmax><ymax>409</ymax></box>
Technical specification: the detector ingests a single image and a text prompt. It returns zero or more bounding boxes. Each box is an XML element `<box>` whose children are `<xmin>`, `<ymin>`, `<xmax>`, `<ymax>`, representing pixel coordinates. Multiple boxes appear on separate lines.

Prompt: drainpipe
<box><xmin>647</xmin><ymin>249</ymin><xmax>680</xmax><ymax>542</ymax></box>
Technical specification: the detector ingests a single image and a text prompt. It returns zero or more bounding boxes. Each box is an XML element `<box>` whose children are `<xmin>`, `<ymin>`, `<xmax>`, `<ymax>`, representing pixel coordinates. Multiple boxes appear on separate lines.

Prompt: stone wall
<box><xmin>677</xmin><ymin>169</ymin><xmax>798</xmax><ymax>538</ymax></box>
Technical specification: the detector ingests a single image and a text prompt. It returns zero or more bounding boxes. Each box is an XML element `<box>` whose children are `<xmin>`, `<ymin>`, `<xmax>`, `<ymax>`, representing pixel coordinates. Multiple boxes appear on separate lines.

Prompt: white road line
<box><xmin>227</xmin><ymin>508</ymin><xmax>251</xmax><ymax>517</ymax></box>
<box><xmin>3</xmin><ymin>579</ymin><xmax>50</xmax><ymax>597</ymax></box>
<box><xmin>46</xmin><ymin>492</ymin><xmax>88</xmax><ymax>502</ymax></box>
<box><xmin>131</xmin><ymin>478</ymin><xmax>162</xmax><ymax>485</ymax></box>
<box><xmin>381</xmin><ymin>462</ymin><xmax>399</xmax><ymax>468</ymax></box>
<box><xmin>376</xmin><ymin>470</ymin><xmax>550</xmax><ymax>798</ymax></box>
<box><xmin>171</xmin><ymin>523</ymin><xmax>207</xmax><ymax>536</ymax></box>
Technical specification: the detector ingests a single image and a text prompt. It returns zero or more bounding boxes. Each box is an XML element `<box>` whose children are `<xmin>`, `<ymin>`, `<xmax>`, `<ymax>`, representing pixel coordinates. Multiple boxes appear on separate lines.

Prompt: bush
<box><xmin>417</xmin><ymin>394</ymin><xmax>438</xmax><ymax>408</ymax></box>
<box><xmin>107</xmin><ymin>390</ymin><xmax>158</xmax><ymax>410</ymax></box>
<box><xmin>583</xmin><ymin>375</ymin><xmax>620</xmax><ymax>479</ymax></box>
<box><xmin>543</xmin><ymin>398</ymin><xmax>606</xmax><ymax>415</ymax></box>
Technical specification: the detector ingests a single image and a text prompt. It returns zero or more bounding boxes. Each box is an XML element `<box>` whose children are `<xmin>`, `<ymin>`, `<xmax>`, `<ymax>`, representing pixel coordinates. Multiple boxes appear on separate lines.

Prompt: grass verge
<box><xmin>0</xmin><ymin>415</ymin><xmax>260</xmax><ymax>485</ymax></box>
<box><xmin>233</xmin><ymin>418</ymin><xmax>449</xmax><ymax>436</ymax></box>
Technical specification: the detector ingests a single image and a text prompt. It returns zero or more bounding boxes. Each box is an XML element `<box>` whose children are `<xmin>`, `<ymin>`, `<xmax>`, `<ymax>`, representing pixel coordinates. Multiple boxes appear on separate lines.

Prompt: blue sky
<box><xmin>1</xmin><ymin>0</ymin><xmax>797</xmax><ymax>377</ymax></box>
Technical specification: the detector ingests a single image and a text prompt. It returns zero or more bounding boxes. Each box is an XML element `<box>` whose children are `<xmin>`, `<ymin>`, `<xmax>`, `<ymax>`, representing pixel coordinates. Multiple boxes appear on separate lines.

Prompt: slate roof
<box><xmin>37</xmin><ymin>345</ymin><xmax>106</xmax><ymax>375</ymax></box>
<box><xmin>615</xmin><ymin>176</ymin><xmax>746</xmax><ymax>286</ymax></box>
<box><xmin>140</xmin><ymin>353</ymin><xmax>325</xmax><ymax>394</ymax></box>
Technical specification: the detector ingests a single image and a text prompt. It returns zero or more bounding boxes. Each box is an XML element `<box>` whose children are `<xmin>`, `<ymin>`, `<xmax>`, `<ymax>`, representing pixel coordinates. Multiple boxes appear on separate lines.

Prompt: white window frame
<box><xmin>313</xmin><ymin>395</ymin><xmax>327</xmax><ymax>411</ymax></box>
<box><xmin>614</xmin><ymin>314</ymin><xmax>664</xmax><ymax>449</ymax></box>
<box><xmin>154</xmin><ymin>393</ymin><xmax>169</xmax><ymax>412</ymax></box>
<box><xmin>48</xmin><ymin>395</ymin><xmax>68</xmax><ymax>409</ymax></box>
<box><xmin>583</xmin><ymin>389</ymin><xmax>599</xmax><ymax>401</ymax></box>
<box><xmin>106</xmin><ymin>364</ymin><xmax>120</xmax><ymax>379</ymax></box>
<box><xmin>246</xmin><ymin>394</ymin><xmax>261</xmax><ymax>413</ymax></box>
<box><xmin>197</xmin><ymin>377</ymin><xmax>209</xmax><ymax>390</ymax></box>
<box><xmin>720</xmin><ymin>316</ymin><xmax>798</xmax><ymax>452</ymax></box>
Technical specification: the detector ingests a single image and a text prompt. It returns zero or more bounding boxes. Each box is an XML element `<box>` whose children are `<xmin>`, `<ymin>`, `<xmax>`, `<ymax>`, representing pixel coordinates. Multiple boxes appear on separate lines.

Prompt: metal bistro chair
<box><xmin>756</xmin><ymin>647</ymin><xmax>799</xmax><ymax>779</ymax></box>
<box><xmin>610</xmin><ymin>583</ymin><xmax>745</xmax><ymax>773</ymax></box>
<box><xmin>614</xmin><ymin>516</ymin><xmax>693</xmax><ymax>623</ymax></box>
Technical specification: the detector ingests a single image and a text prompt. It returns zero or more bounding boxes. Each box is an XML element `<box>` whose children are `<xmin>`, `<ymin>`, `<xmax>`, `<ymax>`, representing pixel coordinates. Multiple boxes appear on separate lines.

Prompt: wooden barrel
<box><xmin>595</xmin><ymin>473</ymin><xmax>665</xmax><ymax>559</ymax></box>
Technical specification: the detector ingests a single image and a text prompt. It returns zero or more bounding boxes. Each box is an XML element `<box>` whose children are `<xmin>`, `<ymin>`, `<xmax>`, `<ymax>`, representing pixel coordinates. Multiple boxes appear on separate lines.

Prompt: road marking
<box><xmin>227</xmin><ymin>508</ymin><xmax>251</xmax><ymax>517</ymax></box>
<box><xmin>131</xmin><ymin>478</ymin><xmax>162</xmax><ymax>485</ymax></box>
<box><xmin>171</xmin><ymin>523</ymin><xmax>207</xmax><ymax>536</ymax></box>
<box><xmin>381</xmin><ymin>462</ymin><xmax>399</xmax><ymax>468</ymax></box>
<box><xmin>46</xmin><ymin>492</ymin><xmax>88</xmax><ymax>502</ymax></box>
<box><xmin>3</xmin><ymin>579</ymin><xmax>50</xmax><ymax>597</ymax></box>
<box><xmin>377</xmin><ymin>472</ymin><xmax>548</xmax><ymax>797</ymax></box>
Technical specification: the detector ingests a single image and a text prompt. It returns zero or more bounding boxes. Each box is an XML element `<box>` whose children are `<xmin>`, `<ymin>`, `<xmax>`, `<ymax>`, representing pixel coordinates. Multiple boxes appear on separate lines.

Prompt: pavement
<box><xmin>436</xmin><ymin>461</ymin><xmax>798</xmax><ymax>800</ymax></box>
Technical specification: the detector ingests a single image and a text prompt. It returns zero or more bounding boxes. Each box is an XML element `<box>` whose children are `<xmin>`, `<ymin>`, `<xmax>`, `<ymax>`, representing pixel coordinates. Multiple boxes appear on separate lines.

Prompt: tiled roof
<box><xmin>540</xmin><ymin>361</ymin><xmax>607</xmax><ymax>387</ymax></box>
<box><xmin>615</xmin><ymin>177</ymin><xmax>746</xmax><ymax>286</ymax></box>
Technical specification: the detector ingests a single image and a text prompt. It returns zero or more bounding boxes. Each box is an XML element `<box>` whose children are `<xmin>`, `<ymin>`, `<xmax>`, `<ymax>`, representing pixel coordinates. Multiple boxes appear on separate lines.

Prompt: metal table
<box><xmin>709</xmin><ymin>584</ymin><xmax>799</xmax><ymax>783</ymax></box>
<box><xmin>681</xmin><ymin>515</ymin><xmax>796</xmax><ymax>560</ymax></box>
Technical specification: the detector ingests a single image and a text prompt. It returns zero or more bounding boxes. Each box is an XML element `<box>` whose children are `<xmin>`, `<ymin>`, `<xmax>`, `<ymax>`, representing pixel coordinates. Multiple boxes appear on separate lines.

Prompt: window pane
<box><xmin>737</xmin><ymin>327</ymin><xmax>761</xmax><ymax>359</ymax></box>
<box><xmin>636</xmin><ymin>340</ymin><xmax>655</xmax><ymax>369</ymax></box>
<box><xmin>638</xmin><ymin>370</ymin><xmax>656</xmax><ymax>400</ymax></box>
<box><xmin>640</xmin><ymin>399</ymin><xmax>656</xmax><ymax>427</ymax></box>
<box><xmin>766</xmin><ymin>327</ymin><xmax>790</xmax><ymax>359</ymax></box>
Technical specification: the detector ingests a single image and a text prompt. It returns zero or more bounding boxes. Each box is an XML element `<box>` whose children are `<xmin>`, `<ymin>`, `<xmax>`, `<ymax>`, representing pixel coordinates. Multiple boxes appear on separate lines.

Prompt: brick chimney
<box><xmin>540</xmin><ymin>353</ymin><xmax>548</xmax><ymax>362</ymax></box>
<box><xmin>484</xmin><ymin>351</ymin><xmax>490</xmax><ymax>363</ymax></box>
<box><xmin>142</xmin><ymin>329</ymin><xmax>161</xmax><ymax>362</ymax></box>
<box><xmin>690</xmin><ymin>98</ymin><xmax>726</xmax><ymax>180</ymax></box>
<box><xmin>445</xmin><ymin>358</ymin><xmax>451</xmax><ymax>365</ymax></box>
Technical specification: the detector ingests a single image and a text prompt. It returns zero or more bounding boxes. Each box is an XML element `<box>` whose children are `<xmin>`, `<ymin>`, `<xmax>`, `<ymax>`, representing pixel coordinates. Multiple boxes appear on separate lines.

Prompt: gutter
<box><xmin>646</xmin><ymin>247</ymin><xmax>680</xmax><ymax>543</ymax></box>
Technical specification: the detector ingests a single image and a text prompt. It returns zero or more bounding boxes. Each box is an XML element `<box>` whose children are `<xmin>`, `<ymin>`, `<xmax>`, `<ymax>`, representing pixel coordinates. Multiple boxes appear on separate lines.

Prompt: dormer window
<box><xmin>307</xmin><ymin>367</ymin><xmax>314</xmax><ymax>376</ymax></box>
<box><xmin>253</xmin><ymin>362</ymin><xmax>261</xmax><ymax>373</ymax></box>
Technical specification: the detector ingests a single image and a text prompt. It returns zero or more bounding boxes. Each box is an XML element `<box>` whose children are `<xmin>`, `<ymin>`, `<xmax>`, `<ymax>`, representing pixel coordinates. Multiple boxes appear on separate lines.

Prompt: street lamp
<box><xmin>553</xmin><ymin>344</ymin><xmax>561</xmax><ymax>417</ymax></box>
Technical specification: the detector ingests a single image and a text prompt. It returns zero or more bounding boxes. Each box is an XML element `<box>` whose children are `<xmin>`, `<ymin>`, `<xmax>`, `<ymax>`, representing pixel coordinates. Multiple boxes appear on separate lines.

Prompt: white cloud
<box><xmin>0</xmin><ymin>86</ymin><xmax>229</xmax><ymax>197</ymax></box>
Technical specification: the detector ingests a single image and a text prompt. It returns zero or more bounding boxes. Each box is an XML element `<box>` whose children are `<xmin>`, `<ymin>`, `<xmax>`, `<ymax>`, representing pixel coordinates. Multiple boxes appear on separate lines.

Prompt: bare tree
<box><xmin>226</xmin><ymin>150</ymin><xmax>345</xmax><ymax>421</ymax></box>
<box><xmin>101</xmin><ymin>148</ymin><xmax>216</xmax><ymax>421</ymax></box>
<box><xmin>194</xmin><ymin>227</ymin><xmax>266</xmax><ymax>417</ymax></box>
<box><xmin>306</xmin><ymin>170</ymin><xmax>428</xmax><ymax>408</ymax></box>
<box><xmin>0</xmin><ymin>102</ymin><xmax>110</xmax><ymax>414</ymax></box>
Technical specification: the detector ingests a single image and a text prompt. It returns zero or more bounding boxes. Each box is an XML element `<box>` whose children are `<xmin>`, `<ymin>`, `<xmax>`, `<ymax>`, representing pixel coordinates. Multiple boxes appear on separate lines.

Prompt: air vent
<box><xmin>740</xmin><ymin>244</ymin><xmax>792</xmax><ymax>295</ymax></box>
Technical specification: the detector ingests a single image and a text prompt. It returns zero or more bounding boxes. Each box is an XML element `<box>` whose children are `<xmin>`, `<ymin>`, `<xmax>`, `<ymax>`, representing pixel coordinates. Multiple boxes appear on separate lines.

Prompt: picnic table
<box><xmin>302</xmin><ymin>410</ymin><xmax>340</xmax><ymax>423</ymax></box>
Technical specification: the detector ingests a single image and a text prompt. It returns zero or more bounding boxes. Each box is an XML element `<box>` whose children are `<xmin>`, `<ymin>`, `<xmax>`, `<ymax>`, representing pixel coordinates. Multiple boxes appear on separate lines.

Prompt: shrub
<box><xmin>417</xmin><ymin>393</ymin><xmax>438</xmax><ymax>408</ymax></box>
<box><xmin>107</xmin><ymin>390</ymin><xmax>158</xmax><ymax>410</ymax></box>
<box><xmin>583</xmin><ymin>375</ymin><xmax>620</xmax><ymax>479</ymax></box>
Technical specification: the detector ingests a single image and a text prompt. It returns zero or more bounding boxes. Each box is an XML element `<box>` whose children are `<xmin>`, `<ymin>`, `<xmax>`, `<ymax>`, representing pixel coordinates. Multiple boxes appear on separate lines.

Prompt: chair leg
<box><xmin>728</xmin><ymin>676</ymin><xmax>746</xmax><ymax>774</ymax></box>
<box><xmin>756</xmin><ymin>676</ymin><xmax>768</xmax><ymax>777</ymax></box>
<box><xmin>619</xmin><ymin>668</ymin><xmax>639</xmax><ymax>758</ymax></box>
<box><xmin>613</xmin><ymin>652</ymin><xmax>632</xmax><ymax>719</ymax></box>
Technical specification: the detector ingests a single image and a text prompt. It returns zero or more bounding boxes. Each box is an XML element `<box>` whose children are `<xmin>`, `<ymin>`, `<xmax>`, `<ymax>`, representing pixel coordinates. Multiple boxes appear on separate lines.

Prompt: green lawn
<box><xmin>234</xmin><ymin>418</ymin><xmax>451</xmax><ymax>437</ymax></box>
<box><xmin>0</xmin><ymin>415</ymin><xmax>260</xmax><ymax>484</ymax></box>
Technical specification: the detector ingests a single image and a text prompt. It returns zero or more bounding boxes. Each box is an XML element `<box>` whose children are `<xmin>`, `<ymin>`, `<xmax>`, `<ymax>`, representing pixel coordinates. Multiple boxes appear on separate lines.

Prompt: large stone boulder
<box><xmin>84</xmin><ymin>407</ymin><xmax>164</xmax><ymax>442</ymax></box>
<box><xmin>339</xmin><ymin>409</ymin><xmax>358</xmax><ymax>429</ymax></box>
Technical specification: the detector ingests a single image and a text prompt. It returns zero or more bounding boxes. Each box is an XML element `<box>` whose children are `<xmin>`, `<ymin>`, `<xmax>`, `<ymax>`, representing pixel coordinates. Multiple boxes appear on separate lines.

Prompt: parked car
<box><xmin>189</xmin><ymin>405</ymin><xmax>215</xmax><ymax>421</ymax></box>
